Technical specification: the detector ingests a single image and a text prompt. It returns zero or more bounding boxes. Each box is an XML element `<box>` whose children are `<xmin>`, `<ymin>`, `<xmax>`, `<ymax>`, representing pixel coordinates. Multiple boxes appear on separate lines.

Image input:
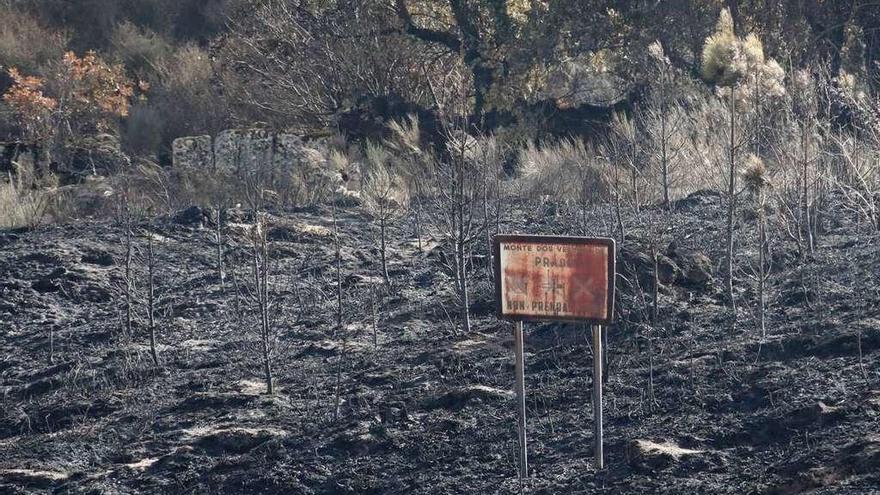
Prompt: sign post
<box><xmin>592</xmin><ymin>324</ymin><xmax>604</xmax><ymax>470</ymax></box>
<box><xmin>493</xmin><ymin>235</ymin><xmax>615</xmax><ymax>475</ymax></box>
<box><xmin>513</xmin><ymin>320</ymin><xmax>527</xmax><ymax>478</ymax></box>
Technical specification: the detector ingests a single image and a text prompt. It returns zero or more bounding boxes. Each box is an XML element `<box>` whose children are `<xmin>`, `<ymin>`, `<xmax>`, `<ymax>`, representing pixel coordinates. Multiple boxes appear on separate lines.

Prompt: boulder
<box><xmin>625</xmin><ymin>439</ymin><xmax>704</xmax><ymax>472</ymax></box>
<box><xmin>172</xmin><ymin>135</ymin><xmax>212</xmax><ymax>170</ymax></box>
<box><xmin>212</xmin><ymin>129</ymin><xmax>243</xmax><ymax>173</ymax></box>
<box><xmin>426</xmin><ymin>385</ymin><xmax>515</xmax><ymax>411</ymax></box>
<box><xmin>667</xmin><ymin>242</ymin><xmax>713</xmax><ymax>287</ymax></box>
<box><xmin>273</xmin><ymin>133</ymin><xmax>308</xmax><ymax>170</ymax></box>
<box><xmin>785</xmin><ymin>401</ymin><xmax>846</xmax><ymax>428</ymax></box>
<box><xmin>214</xmin><ymin>128</ymin><xmax>274</xmax><ymax>175</ymax></box>
<box><xmin>172</xmin><ymin>206</ymin><xmax>210</xmax><ymax>226</ymax></box>
<box><xmin>619</xmin><ymin>244</ymin><xmax>679</xmax><ymax>289</ymax></box>
<box><xmin>673</xmin><ymin>189</ymin><xmax>721</xmax><ymax>210</ymax></box>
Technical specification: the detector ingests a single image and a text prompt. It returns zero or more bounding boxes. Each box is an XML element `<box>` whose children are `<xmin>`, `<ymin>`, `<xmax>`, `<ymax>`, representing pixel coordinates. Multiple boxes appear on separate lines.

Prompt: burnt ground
<box><xmin>0</xmin><ymin>195</ymin><xmax>878</xmax><ymax>494</ymax></box>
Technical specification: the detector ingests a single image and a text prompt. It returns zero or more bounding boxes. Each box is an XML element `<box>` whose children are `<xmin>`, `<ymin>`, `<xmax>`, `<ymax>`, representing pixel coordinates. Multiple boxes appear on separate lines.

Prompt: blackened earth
<box><xmin>1</xmin><ymin>196</ymin><xmax>878</xmax><ymax>494</ymax></box>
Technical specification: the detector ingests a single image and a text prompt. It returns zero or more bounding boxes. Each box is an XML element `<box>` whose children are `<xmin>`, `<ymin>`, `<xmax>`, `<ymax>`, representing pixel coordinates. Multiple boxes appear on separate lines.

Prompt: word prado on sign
<box><xmin>533</xmin><ymin>256</ymin><xmax>576</xmax><ymax>268</ymax></box>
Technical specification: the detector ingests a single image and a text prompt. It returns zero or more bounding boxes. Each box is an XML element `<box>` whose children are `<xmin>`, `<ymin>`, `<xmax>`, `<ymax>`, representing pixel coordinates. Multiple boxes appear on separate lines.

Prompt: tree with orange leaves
<box><xmin>58</xmin><ymin>50</ymin><xmax>134</xmax><ymax>131</ymax></box>
<box><xmin>3</xmin><ymin>50</ymin><xmax>134</xmax><ymax>170</ymax></box>
<box><xmin>3</xmin><ymin>68</ymin><xmax>57</xmax><ymax>144</ymax></box>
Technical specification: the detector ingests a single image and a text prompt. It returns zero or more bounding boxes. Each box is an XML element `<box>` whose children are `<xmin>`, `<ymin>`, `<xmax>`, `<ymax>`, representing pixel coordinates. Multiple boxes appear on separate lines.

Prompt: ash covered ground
<box><xmin>1</xmin><ymin>195</ymin><xmax>879</xmax><ymax>494</ymax></box>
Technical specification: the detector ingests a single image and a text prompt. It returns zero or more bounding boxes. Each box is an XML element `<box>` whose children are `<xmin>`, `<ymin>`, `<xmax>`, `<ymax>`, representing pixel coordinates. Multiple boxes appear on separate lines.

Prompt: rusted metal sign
<box><xmin>493</xmin><ymin>235</ymin><xmax>615</xmax><ymax>325</ymax></box>
<box><xmin>493</xmin><ymin>234</ymin><xmax>616</xmax><ymax>477</ymax></box>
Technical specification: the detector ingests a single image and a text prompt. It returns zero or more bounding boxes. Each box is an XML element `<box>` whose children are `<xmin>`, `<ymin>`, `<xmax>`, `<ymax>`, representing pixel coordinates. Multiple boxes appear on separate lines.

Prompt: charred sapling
<box><xmin>363</xmin><ymin>142</ymin><xmax>407</xmax><ymax>286</ymax></box>
<box><xmin>743</xmin><ymin>156</ymin><xmax>771</xmax><ymax>338</ymax></box>
<box><xmin>644</xmin><ymin>41</ymin><xmax>690</xmax><ymax>209</ymax></box>
<box><xmin>701</xmin><ymin>8</ymin><xmax>786</xmax><ymax>322</ymax></box>
<box><xmin>145</xmin><ymin>229</ymin><xmax>160</xmax><ymax>367</ymax></box>
<box><xmin>428</xmin><ymin>72</ymin><xmax>484</xmax><ymax>335</ymax></box>
<box><xmin>386</xmin><ymin>115</ymin><xmax>432</xmax><ymax>258</ymax></box>
<box><xmin>249</xmin><ymin>216</ymin><xmax>274</xmax><ymax>394</ymax></box>
<box><xmin>332</xmin><ymin>203</ymin><xmax>345</xmax><ymax>421</ymax></box>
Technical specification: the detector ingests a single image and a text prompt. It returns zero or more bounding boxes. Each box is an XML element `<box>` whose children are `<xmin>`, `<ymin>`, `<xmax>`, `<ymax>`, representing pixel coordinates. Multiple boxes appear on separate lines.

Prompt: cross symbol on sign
<box><xmin>571</xmin><ymin>278</ymin><xmax>594</xmax><ymax>300</ymax></box>
<box><xmin>542</xmin><ymin>273</ymin><xmax>565</xmax><ymax>296</ymax></box>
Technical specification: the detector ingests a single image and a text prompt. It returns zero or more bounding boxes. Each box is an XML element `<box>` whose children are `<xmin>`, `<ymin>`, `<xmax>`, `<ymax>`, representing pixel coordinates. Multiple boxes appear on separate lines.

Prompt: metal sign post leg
<box><xmin>514</xmin><ymin>320</ymin><xmax>528</xmax><ymax>479</ymax></box>
<box><xmin>592</xmin><ymin>324</ymin><xmax>604</xmax><ymax>470</ymax></box>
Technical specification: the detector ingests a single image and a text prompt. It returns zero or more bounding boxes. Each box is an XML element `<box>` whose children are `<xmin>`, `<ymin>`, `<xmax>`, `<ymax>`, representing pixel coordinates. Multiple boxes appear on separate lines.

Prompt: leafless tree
<box><xmin>224</xmin><ymin>0</ymin><xmax>438</xmax><ymax>131</ymax></box>
<box><xmin>820</xmin><ymin>74</ymin><xmax>880</xmax><ymax>233</ymax></box>
<box><xmin>598</xmin><ymin>143</ymin><xmax>627</xmax><ymax>243</ymax></box>
<box><xmin>144</xmin><ymin>228</ymin><xmax>159</xmax><ymax>367</ymax></box>
<box><xmin>743</xmin><ymin>157</ymin><xmax>771</xmax><ymax>338</ymax></box>
<box><xmin>643</xmin><ymin>41</ymin><xmax>690</xmax><ymax>208</ymax></box>
<box><xmin>690</xmin><ymin>90</ymin><xmax>749</xmax><ymax>318</ymax></box>
<box><xmin>249</xmin><ymin>216</ymin><xmax>274</xmax><ymax>394</ymax></box>
<box><xmin>723</xmin><ymin>88</ymin><xmax>740</xmax><ymax>316</ymax></box>
<box><xmin>370</xmin><ymin>284</ymin><xmax>379</xmax><ymax>348</ymax></box>
<box><xmin>609</xmin><ymin>111</ymin><xmax>646</xmax><ymax>212</ymax></box>
<box><xmin>386</xmin><ymin>115</ymin><xmax>431</xmax><ymax>253</ymax></box>
<box><xmin>428</xmin><ymin>85</ymin><xmax>483</xmax><ymax>335</ymax></box>
<box><xmin>770</xmin><ymin>69</ymin><xmax>824</xmax><ymax>258</ymax></box>
<box><xmin>119</xmin><ymin>195</ymin><xmax>136</xmax><ymax>340</ymax></box>
<box><xmin>469</xmin><ymin>134</ymin><xmax>506</xmax><ymax>282</ymax></box>
<box><xmin>362</xmin><ymin>142</ymin><xmax>407</xmax><ymax>285</ymax></box>
<box><xmin>215</xmin><ymin>207</ymin><xmax>226</xmax><ymax>290</ymax></box>
<box><xmin>332</xmin><ymin>203</ymin><xmax>346</xmax><ymax>421</ymax></box>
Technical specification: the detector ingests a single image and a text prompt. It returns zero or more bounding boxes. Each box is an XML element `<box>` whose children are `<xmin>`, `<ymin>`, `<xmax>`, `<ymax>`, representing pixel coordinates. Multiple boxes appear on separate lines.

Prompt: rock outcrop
<box><xmin>171</xmin><ymin>129</ymin><xmax>362</xmax><ymax>205</ymax></box>
<box><xmin>171</xmin><ymin>135</ymin><xmax>212</xmax><ymax>171</ymax></box>
<box><xmin>172</xmin><ymin>129</ymin><xmax>319</xmax><ymax>174</ymax></box>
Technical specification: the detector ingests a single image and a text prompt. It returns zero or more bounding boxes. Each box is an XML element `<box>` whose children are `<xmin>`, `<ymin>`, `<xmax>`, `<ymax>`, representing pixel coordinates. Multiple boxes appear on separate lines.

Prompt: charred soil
<box><xmin>1</xmin><ymin>199</ymin><xmax>878</xmax><ymax>494</ymax></box>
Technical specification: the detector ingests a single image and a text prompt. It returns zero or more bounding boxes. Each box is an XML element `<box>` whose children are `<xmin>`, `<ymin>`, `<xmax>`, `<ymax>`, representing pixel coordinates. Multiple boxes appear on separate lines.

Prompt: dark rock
<box><xmin>667</xmin><ymin>242</ymin><xmax>713</xmax><ymax>287</ymax></box>
<box><xmin>80</xmin><ymin>249</ymin><xmax>114</xmax><ymax>266</ymax></box>
<box><xmin>32</xmin><ymin>277</ymin><xmax>61</xmax><ymax>293</ymax></box>
<box><xmin>619</xmin><ymin>244</ymin><xmax>679</xmax><ymax>289</ymax></box>
<box><xmin>30</xmin><ymin>399</ymin><xmax>119</xmax><ymax>433</ymax></box>
<box><xmin>379</xmin><ymin>402</ymin><xmax>409</xmax><ymax>425</ymax></box>
<box><xmin>330</xmin><ymin>421</ymin><xmax>391</xmax><ymax>456</ymax></box>
<box><xmin>172</xmin><ymin>393</ymin><xmax>255</xmax><ymax>413</ymax></box>
<box><xmin>785</xmin><ymin>401</ymin><xmax>846</xmax><ymax>428</ymax></box>
<box><xmin>673</xmin><ymin>189</ymin><xmax>721</xmax><ymax>210</ymax></box>
<box><xmin>0</xmin><ymin>232</ymin><xmax>20</xmax><ymax>247</ymax></box>
<box><xmin>153</xmin><ymin>446</ymin><xmax>197</xmax><ymax>472</ymax></box>
<box><xmin>196</xmin><ymin>428</ymin><xmax>281</xmax><ymax>455</ymax></box>
<box><xmin>841</xmin><ymin>434</ymin><xmax>880</xmax><ymax>475</ymax></box>
<box><xmin>22</xmin><ymin>252</ymin><xmax>63</xmax><ymax>265</ymax></box>
<box><xmin>172</xmin><ymin>206</ymin><xmax>209</xmax><ymax>226</ymax></box>
<box><xmin>298</xmin><ymin>341</ymin><xmax>342</xmax><ymax>358</ymax></box>
<box><xmin>425</xmin><ymin>385</ymin><xmax>514</xmax><ymax>411</ymax></box>
<box><xmin>468</xmin><ymin>295</ymin><xmax>495</xmax><ymax>316</ymax></box>
<box><xmin>266</xmin><ymin>225</ymin><xmax>298</xmax><ymax>242</ymax></box>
